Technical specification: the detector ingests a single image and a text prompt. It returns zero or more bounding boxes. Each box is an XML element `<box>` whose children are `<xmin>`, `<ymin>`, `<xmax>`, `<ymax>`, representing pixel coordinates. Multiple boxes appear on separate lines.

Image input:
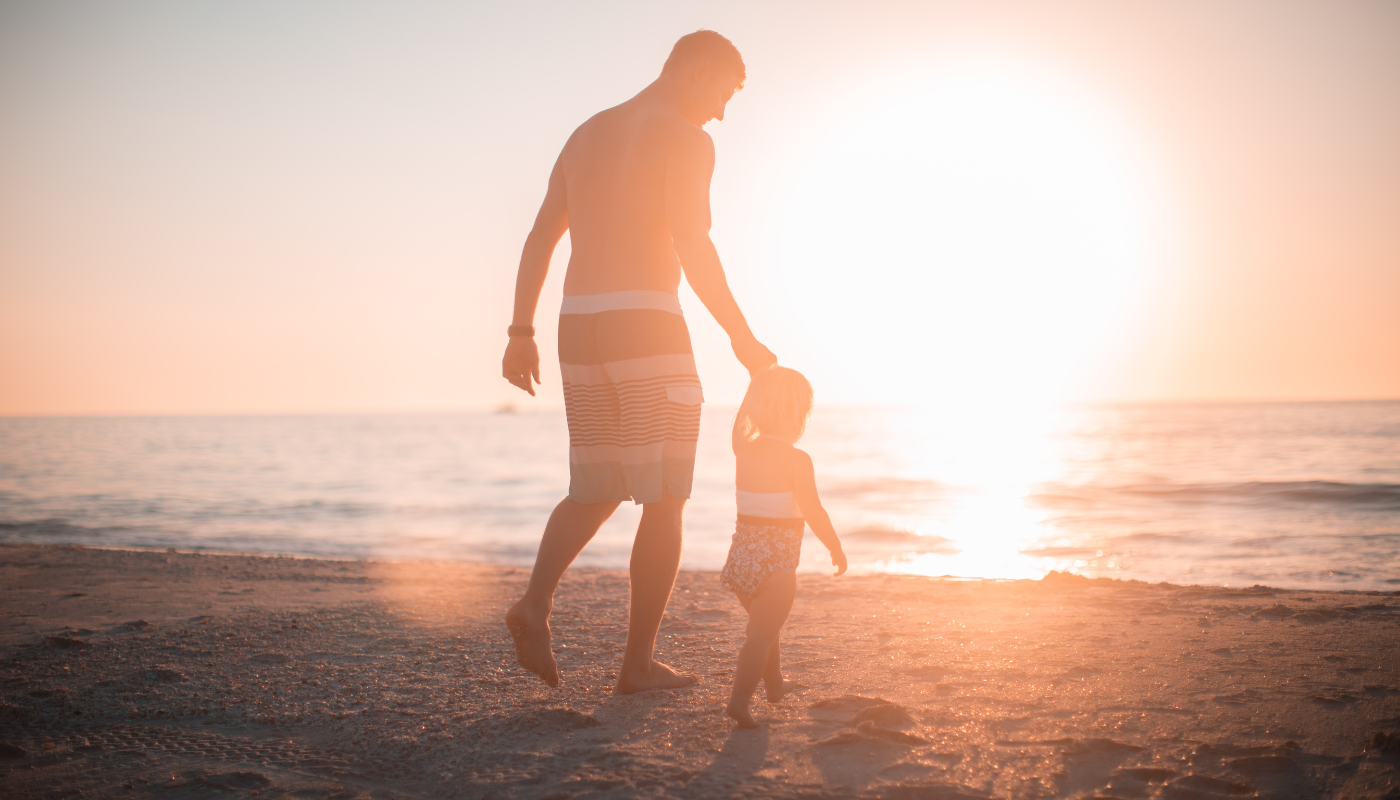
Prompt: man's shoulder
<box><xmin>561</xmin><ymin>101</ymin><xmax>711</xmax><ymax>165</ymax></box>
<box><xmin>652</xmin><ymin>108</ymin><xmax>713</xmax><ymax>151</ymax></box>
<box><xmin>606</xmin><ymin>101</ymin><xmax>713</xmax><ymax>150</ymax></box>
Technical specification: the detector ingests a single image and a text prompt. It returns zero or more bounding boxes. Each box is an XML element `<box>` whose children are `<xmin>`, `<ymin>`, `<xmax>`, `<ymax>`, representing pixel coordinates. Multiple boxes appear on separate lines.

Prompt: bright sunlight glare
<box><xmin>771</xmin><ymin>55</ymin><xmax>1164</xmax><ymax>413</ymax></box>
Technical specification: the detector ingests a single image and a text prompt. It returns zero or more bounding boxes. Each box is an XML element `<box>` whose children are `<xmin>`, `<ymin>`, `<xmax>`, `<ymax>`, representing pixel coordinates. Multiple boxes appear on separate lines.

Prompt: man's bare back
<box><xmin>556</xmin><ymin>102</ymin><xmax>701</xmax><ymax>296</ymax></box>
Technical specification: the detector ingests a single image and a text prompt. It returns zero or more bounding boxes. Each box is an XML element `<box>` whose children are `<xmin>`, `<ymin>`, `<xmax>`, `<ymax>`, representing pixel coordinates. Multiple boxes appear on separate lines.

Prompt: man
<box><xmin>500</xmin><ymin>30</ymin><xmax>776</xmax><ymax>693</ymax></box>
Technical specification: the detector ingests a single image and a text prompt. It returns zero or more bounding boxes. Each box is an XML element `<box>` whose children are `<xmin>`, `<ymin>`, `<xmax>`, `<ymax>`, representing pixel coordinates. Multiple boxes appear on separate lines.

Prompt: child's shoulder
<box><xmin>789</xmin><ymin>446</ymin><xmax>814</xmax><ymax>469</ymax></box>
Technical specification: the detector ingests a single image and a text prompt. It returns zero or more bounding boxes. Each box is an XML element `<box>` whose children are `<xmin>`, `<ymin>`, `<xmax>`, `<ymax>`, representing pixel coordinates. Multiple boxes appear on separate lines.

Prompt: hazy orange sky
<box><xmin>2</xmin><ymin>0</ymin><xmax>1397</xmax><ymax>416</ymax></box>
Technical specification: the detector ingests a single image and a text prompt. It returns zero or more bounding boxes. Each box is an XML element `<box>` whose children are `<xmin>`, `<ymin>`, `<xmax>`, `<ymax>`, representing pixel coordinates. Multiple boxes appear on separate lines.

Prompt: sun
<box><xmin>767</xmin><ymin>54</ymin><xmax>1163</xmax><ymax>412</ymax></box>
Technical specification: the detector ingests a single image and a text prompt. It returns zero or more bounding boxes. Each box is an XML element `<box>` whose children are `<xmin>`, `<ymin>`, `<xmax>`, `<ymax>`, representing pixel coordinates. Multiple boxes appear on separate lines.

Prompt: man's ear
<box><xmin>691</xmin><ymin>58</ymin><xmax>711</xmax><ymax>83</ymax></box>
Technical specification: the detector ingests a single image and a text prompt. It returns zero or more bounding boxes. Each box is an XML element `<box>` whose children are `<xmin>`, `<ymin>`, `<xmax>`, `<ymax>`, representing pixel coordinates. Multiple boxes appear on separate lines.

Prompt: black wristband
<box><xmin>507</xmin><ymin>325</ymin><xmax>535</xmax><ymax>338</ymax></box>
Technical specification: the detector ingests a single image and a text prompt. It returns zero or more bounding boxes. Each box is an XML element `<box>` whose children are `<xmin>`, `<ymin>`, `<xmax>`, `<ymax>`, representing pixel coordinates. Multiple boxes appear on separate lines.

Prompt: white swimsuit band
<box><xmin>737</xmin><ymin>489</ymin><xmax>803</xmax><ymax>519</ymax></box>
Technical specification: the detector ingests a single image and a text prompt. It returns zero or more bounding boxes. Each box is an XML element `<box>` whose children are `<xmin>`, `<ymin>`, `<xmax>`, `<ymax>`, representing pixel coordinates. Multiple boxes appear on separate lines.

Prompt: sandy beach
<box><xmin>1</xmin><ymin>543</ymin><xmax>1397</xmax><ymax>799</ymax></box>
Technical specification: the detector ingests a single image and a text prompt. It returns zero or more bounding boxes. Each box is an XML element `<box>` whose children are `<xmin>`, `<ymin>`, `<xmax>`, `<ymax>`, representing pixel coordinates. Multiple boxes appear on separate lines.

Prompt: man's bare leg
<box><xmin>616</xmin><ymin>493</ymin><xmax>696</xmax><ymax>693</ymax></box>
<box><xmin>506</xmin><ymin>497</ymin><xmax>619</xmax><ymax>687</ymax></box>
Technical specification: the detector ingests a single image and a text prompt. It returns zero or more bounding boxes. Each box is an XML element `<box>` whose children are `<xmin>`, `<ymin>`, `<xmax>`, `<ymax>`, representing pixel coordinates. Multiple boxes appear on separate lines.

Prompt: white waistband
<box><xmin>560</xmin><ymin>291</ymin><xmax>683</xmax><ymax>316</ymax></box>
<box><xmin>737</xmin><ymin>489</ymin><xmax>803</xmax><ymax>518</ymax></box>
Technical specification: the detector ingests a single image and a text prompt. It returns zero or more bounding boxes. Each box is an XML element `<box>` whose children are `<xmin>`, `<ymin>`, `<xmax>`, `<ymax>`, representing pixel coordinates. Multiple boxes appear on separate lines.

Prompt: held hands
<box><xmin>502</xmin><ymin>337</ymin><xmax>541</xmax><ymax>396</ymax></box>
<box><xmin>830</xmin><ymin>547</ymin><xmax>848</xmax><ymax>577</ymax></box>
<box><xmin>731</xmin><ymin>334</ymin><xmax>777</xmax><ymax>376</ymax></box>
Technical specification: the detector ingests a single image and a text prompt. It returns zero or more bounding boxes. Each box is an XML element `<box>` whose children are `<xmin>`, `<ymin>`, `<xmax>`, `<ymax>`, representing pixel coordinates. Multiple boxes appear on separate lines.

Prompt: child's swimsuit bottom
<box><xmin>720</xmin><ymin>519</ymin><xmax>804</xmax><ymax>603</ymax></box>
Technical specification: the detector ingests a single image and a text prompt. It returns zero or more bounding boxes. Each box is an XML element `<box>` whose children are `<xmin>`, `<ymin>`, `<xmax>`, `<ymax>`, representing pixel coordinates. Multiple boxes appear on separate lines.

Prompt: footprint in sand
<box><xmin>1228</xmin><ymin>755</ymin><xmax>1297</xmax><ymax>776</ymax></box>
<box><xmin>853</xmin><ymin>703</ymin><xmax>915</xmax><ymax>728</ymax></box>
<box><xmin>856</xmin><ymin>721</ymin><xmax>928</xmax><ymax>745</ymax></box>
<box><xmin>1367</xmin><ymin>732</ymin><xmax>1400</xmax><ymax>756</ymax></box>
<box><xmin>810</xmin><ymin>697</ymin><xmax>925</xmax><ymax>745</ymax></box>
<box><xmin>1114</xmin><ymin>767</ymin><xmax>1175</xmax><ymax>783</ymax></box>
<box><xmin>1174</xmin><ymin>774</ymin><xmax>1253</xmax><ymax>795</ymax></box>
<box><xmin>1309</xmin><ymin>692</ymin><xmax>1359</xmax><ymax>705</ymax></box>
<box><xmin>810</xmin><ymin>695</ymin><xmax>893</xmax><ymax>711</ymax></box>
<box><xmin>903</xmin><ymin>665</ymin><xmax>950</xmax><ymax>681</ymax></box>
<box><xmin>198</xmin><ymin>772</ymin><xmax>272</xmax><ymax>792</ymax></box>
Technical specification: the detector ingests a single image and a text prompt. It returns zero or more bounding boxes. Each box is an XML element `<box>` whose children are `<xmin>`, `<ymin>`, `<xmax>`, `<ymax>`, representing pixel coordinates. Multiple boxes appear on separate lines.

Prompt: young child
<box><xmin>720</xmin><ymin>365</ymin><xmax>847</xmax><ymax>728</ymax></box>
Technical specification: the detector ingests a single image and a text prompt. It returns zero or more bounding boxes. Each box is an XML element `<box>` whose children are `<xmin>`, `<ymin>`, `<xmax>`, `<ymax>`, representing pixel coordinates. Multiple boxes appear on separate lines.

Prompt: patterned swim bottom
<box><xmin>558</xmin><ymin>291</ymin><xmax>703</xmax><ymax>505</ymax></box>
<box><xmin>720</xmin><ymin>520</ymin><xmax>804</xmax><ymax>603</ymax></box>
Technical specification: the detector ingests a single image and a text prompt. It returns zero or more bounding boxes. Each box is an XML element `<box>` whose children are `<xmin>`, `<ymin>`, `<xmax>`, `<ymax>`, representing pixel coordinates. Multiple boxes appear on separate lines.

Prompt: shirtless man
<box><xmin>501</xmin><ymin>31</ymin><xmax>776</xmax><ymax>693</ymax></box>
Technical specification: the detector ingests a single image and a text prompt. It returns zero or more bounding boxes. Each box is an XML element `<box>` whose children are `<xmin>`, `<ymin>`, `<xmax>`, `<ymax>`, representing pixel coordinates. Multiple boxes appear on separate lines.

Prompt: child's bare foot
<box><xmin>725</xmin><ymin>701</ymin><xmax>761</xmax><ymax>728</ymax></box>
<box><xmin>765</xmin><ymin>679</ymin><xmax>804</xmax><ymax>703</ymax></box>
<box><xmin>615</xmin><ymin>659</ymin><xmax>697</xmax><ymax>694</ymax></box>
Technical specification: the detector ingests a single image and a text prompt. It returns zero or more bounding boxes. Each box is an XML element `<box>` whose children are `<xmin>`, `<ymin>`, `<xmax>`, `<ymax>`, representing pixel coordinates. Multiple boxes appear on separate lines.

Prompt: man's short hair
<box><xmin>662</xmin><ymin>30</ymin><xmax>746</xmax><ymax>90</ymax></box>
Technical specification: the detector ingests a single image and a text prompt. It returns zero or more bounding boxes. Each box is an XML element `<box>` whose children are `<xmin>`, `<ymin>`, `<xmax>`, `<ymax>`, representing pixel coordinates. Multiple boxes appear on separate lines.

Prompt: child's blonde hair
<box><xmin>732</xmin><ymin>365</ymin><xmax>814</xmax><ymax>452</ymax></box>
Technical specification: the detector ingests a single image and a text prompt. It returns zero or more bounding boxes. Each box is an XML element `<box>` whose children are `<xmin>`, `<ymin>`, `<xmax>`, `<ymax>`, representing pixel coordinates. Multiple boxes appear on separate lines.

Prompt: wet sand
<box><xmin>1</xmin><ymin>542</ymin><xmax>1398</xmax><ymax>799</ymax></box>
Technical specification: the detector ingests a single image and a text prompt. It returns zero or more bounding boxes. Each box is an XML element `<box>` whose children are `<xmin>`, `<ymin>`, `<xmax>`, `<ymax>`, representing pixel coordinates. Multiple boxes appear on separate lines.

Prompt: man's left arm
<box><xmin>665</xmin><ymin>128</ymin><xmax>776</xmax><ymax>374</ymax></box>
<box><xmin>502</xmin><ymin>157</ymin><xmax>569</xmax><ymax>395</ymax></box>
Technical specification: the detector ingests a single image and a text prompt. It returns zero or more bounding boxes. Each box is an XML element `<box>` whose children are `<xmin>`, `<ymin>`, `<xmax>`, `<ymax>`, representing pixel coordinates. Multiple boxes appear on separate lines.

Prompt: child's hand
<box><xmin>831</xmin><ymin>548</ymin><xmax>848</xmax><ymax>577</ymax></box>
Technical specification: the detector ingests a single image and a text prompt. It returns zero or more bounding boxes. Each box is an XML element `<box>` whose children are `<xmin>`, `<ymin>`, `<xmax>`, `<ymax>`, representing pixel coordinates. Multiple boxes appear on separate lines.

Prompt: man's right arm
<box><xmin>502</xmin><ymin>157</ymin><xmax>569</xmax><ymax>396</ymax></box>
<box><xmin>665</xmin><ymin>126</ymin><xmax>776</xmax><ymax>374</ymax></box>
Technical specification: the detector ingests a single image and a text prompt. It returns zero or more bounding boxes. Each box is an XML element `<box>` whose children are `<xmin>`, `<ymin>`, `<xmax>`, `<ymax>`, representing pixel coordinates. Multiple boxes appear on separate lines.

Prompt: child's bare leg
<box><xmin>762</xmin><ymin>640</ymin><xmax>803</xmax><ymax>702</ymax></box>
<box><xmin>726</xmin><ymin>571</ymin><xmax>796</xmax><ymax>728</ymax></box>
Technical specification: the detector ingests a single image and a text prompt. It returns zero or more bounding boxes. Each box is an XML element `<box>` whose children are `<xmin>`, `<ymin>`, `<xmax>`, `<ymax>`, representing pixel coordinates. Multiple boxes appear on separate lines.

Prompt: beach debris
<box><xmin>41</xmin><ymin>742</ymin><xmax>56</xmax><ymax>751</ymax></box>
<box><xmin>1309</xmin><ymin>692</ymin><xmax>1358</xmax><ymax>705</ymax></box>
<box><xmin>0</xmin><ymin>741</ymin><xmax>26</xmax><ymax>759</ymax></box>
<box><xmin>120</xmin><ymin>620</ymin><xmax>155</xmax><ymax>632</ymax></box>
<box><xmin>1173</xmin><ymin>775</ymin><xmax>1253</xmax><ymax>795</ymax></box>
<box><xmin>44</xmin><ymin>635</ymin><xmax>90</xmax><ymax>650</ymax></box>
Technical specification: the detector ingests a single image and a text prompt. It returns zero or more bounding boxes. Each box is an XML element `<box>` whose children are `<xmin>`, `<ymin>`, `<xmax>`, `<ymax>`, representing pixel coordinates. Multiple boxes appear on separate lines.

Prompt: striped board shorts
<box><xmin>558</xmin><ymin>290</ymin><xmax>704</xmax><ymax>505</ymax></box>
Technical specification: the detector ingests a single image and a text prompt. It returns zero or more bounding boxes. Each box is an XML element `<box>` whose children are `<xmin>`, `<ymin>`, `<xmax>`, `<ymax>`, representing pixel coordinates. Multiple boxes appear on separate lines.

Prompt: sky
<box><xmin>1</xmin><ymin>0</ymin><xmax>1397</xmax><ymax>416</ymax></box>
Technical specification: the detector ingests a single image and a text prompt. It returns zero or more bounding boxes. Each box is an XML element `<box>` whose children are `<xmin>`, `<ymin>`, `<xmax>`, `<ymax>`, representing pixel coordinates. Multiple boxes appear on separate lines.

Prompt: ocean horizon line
<box><xmin>2</xmin><ymin>395</ymin><xmax>1398</xmax><ymax>420</ymax></box>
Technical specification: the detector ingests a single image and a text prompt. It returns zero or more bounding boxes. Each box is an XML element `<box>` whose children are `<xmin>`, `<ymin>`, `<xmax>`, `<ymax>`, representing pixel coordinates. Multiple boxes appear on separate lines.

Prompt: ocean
<box><xmin>1</xmin><ymin>401</ymin><xmax>1397</xmax><ymax>591</ymax></box>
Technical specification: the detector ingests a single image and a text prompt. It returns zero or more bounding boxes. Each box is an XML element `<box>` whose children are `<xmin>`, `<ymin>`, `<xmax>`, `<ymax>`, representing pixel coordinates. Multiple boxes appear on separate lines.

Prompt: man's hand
<box><xmin>731</xmin><ymin>335</ymin><xmax>777</xmax><ymax>376</ymax></box>
<box><xmin>502</xmin><ymin>337</ymin><xmax>541</xmax><ymax>396</ymax></box>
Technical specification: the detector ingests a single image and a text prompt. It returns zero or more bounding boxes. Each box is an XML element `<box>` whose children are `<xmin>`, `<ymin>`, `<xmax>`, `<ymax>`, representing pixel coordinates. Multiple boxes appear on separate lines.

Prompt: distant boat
<box><xmin>494</xmin><ymin>403</ymin><xmax>518</xmax><ymax>415</ymax></box>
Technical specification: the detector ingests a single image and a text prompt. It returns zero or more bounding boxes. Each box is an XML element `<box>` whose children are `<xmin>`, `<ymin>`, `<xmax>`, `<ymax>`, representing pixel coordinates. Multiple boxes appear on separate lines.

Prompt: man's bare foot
<box><xmin>765</xmin><ymin>679</ymin><xmax>804</xmax><ymax>703</ymax></box>
<box><xmin>614</xmin><ymin>659</ymin><xmax>697</xmax><ymax>694</ymax></box>
<box><xmin>725</xmin><ymin>701</ymin><xmax>761</xmax><ymax>728</ymax></box>
<box><xmin>505</xmin><ymin>602</ymin><xmax>559</xmax><ymax>688</ymax></box>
